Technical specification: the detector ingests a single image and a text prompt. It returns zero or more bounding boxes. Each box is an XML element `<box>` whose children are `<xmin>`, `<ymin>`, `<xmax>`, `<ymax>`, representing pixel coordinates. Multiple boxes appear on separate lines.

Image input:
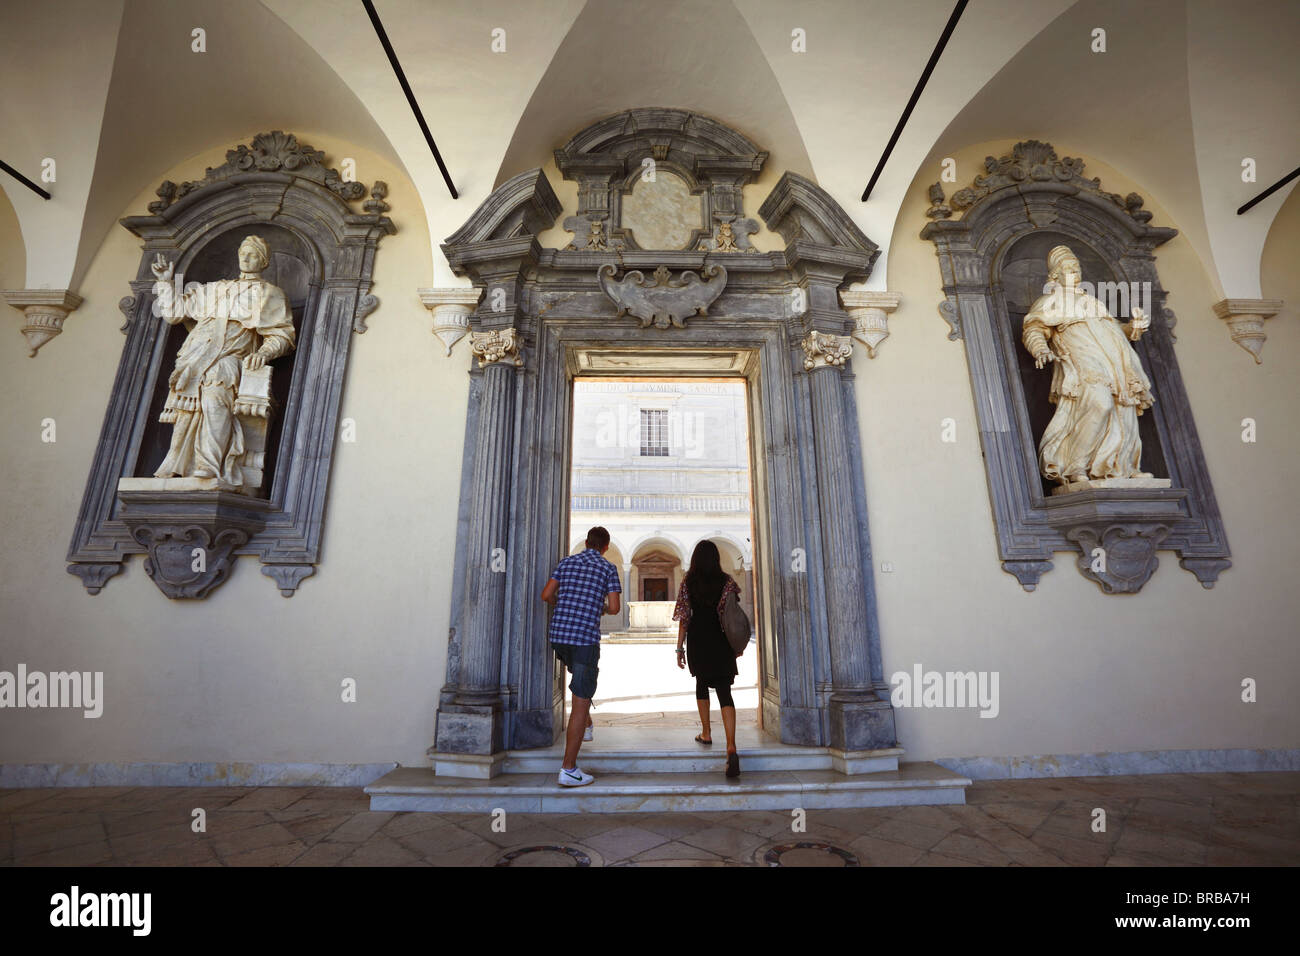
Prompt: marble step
<box><xmin>365</xmin><ymin>762</ymin><xmax>971</xmax><ymax>813</ymax></box>
<box><xmin>501</xmin><ymin>745</ymin><xmax>900</xmax><ymax>775</ymax></box>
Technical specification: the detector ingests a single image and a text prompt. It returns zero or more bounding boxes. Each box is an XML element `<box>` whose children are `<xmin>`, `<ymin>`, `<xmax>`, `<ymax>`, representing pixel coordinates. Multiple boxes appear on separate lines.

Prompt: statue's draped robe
<box><xmin>153</xmin><ymin>277</ymin><xmax>295</xmax><ymax>489</ymax></box>
<box><xmin>1022</xmin><ymin>287</ymin><xmax>1153</xmax><ymax>483</ymax></box>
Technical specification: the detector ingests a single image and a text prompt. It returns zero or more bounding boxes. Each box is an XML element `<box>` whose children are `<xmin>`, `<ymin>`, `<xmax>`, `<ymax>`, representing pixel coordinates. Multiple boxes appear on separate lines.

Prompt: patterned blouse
<box><xmin>672</xmin><ymin>575</ymin><xmax>741</xmax><ymax>625</ymax></box>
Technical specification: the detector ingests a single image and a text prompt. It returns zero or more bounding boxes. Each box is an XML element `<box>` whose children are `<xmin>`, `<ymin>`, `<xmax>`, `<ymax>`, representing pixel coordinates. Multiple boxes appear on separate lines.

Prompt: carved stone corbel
<box><xmin>1064</xmin><ymin>523</ymin><xmax>1172</xmax><ymax>594</ymax></box>
<box><xmin>1212</xmin><ymin>298</ymin><xmax>1283</xmax><ymax>363</ymax></box>
<box><xmin>1042</xmin><ymin>487</ymin><xmax>1188</xmax><ymax>594</ymax></box>
<box><xmin>419</xmin><ymin>288</ymin><xmax>483</xmax><ymax>356</ymax></box>
<box><xmin>937</xmin><ymin>297</ymin><xmax>961</xmax><ymax>341</ymax></box>
<box><xmin>800</xmin><ymin>329</ymin><xmax>853</xmax><ymax>370</ymax></box>
<box><xmin>470</xmin><ymin>328</ymin><xmax>524</xmax><ymax>368</ymax></box>
<box><xmin>2</xmin><ymin>289</ymin><xmax>83</xmax><ymax>356</ymax></box>
<box><xmin>840</xmin><ymin>291</ymin><xmax>902</xmax><ymax>358</ymax></box>
<box><xmin>114</xmin><ymin>490</ymin><xmax>269</xmax><ymax>599</ymax></box>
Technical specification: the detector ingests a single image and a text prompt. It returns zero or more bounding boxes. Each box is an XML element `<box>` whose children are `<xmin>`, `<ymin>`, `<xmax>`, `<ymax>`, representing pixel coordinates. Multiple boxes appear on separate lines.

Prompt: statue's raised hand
<box><xmin>150</xmin><ymin>253</ymin><xmax>174</xmax><ymax>281</ymax></box>
<box><xmin>1128</xmin><ymin>306</ymin><xmax>1150</xmax><ymax>340</ymax></box>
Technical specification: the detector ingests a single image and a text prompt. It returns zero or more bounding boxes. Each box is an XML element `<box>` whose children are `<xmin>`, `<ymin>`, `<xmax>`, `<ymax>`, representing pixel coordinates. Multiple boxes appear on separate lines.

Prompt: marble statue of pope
<box><xmin>149</xmin><ymin>236</ymin><xmax>296</xmax><ymax>491</ymax></box>
<box><xmin>1022</xmin><ymin>244</ymin><xmax>1154</xmax><ymax>489</ymax></box>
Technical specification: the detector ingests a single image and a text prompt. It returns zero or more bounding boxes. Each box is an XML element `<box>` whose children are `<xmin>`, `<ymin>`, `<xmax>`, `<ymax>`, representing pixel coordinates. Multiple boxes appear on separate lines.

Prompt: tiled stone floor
<box><xmin>1</xmin><ymin>771</ymin><xmax>1296</xmax><ymax>867</ymax></box>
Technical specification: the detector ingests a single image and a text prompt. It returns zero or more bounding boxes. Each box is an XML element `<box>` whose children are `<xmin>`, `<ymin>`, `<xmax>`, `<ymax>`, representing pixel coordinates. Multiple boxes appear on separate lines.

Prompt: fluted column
<box><xmin>434</xmin><ymin>329</ymin><xmax>523</xmax><ymax>758</ymax></box>
<box><xmin>801</xmin><ymin>330</ymin><xmax>897</xmax><ymax>751</ymax></box>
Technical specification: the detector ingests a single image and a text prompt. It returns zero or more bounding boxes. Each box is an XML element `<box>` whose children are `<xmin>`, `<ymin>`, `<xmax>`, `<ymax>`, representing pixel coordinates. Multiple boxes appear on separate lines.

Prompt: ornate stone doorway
<box><xmin>429</xmin><ymin>109</ymin><xmax>898</xmax><ymax>775</ymax></box>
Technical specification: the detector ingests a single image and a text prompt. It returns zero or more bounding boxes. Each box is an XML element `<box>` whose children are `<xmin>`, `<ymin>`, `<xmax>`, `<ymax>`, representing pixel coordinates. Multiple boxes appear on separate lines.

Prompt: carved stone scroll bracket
<box><xmin>800</xmin><ymin>329</ymin><xmax>853</xmax><ymax>371</ymax></box>
<box><xmin>117</xmin><ymin>296</ymin><xmax>135</xmax><ymax>334</ymax></box>
<box><xmin>419</xmin><ymin>287</ymin><xmax>483</xmax><ymax>356</ymax></box>
<box><xmin>597</xmin><ymin>263</ymin><xmax>727</xmax><ymax>329</ymax></box>
<box><xmin>262</xmin><ymin>564</ymin><xmax>316</xmax><ymax>597</ymax></box>
<box><xmin>470</xmin><ymin>328</ymin><xmax>525</xmax><ymax>368</ymax></box>
<box><xmin>66</xmin><ymin>563</ymin><xmax>124</xmax><ymax>595</ymax></box>
<box><xmin>1212</xmin><ymin>298</ymin><xmax>1283</xmax><ymax>363</ymax></box>
<box><xmin>840</xmin><ymin>291</ymin><xmax>902</xmax><ymax>358</ymax></box>
<box><xmin>353</xmin><ymin>294</ymin><xmax>380</xmax><ymax>334</ymax></box>
<box><xmin>1042</xmin><ymin>487</ymin><xmax>1187</xmax><ymax>594</ymax></box>
<box><xmin>115</xmin><ymin>490</ymin><xmax>270</xmax><ymax>599</ymax></box>
<box><xmin>2</xmin><ymin>289</ymin><xmax>83</xmax><ymax>356</ymax></box>
<box><xmin>937</xmin><ymin>296</ymin><xmax>961</xmax><ymax>341</ymax></box>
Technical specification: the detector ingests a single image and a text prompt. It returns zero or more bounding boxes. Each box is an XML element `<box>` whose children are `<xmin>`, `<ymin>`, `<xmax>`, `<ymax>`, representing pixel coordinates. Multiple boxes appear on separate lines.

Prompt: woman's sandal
<box><xmin>726</xmin><ymin>752</ymin><xmax>740</xmax><ymax>778</ymax></box>
<box><xmin>695</xmin><ymin>734</ymin><xmax>713</xmax><ymax>746</ymax></box>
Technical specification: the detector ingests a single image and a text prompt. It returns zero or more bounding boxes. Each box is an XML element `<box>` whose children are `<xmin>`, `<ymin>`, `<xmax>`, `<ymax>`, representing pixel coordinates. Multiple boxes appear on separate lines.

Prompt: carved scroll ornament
<box><xmin>597</xmin><ymin>264</ymin><xmax>727</xmax><ymax>329</ymax></box>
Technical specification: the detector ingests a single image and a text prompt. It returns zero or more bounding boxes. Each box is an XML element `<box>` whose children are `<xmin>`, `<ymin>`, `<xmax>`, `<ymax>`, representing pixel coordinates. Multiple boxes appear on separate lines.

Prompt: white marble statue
<box><xmin>1022</xmin><ymin>245</ymin><xmax>1161</xmax><ymax>492</ymax></box>
<box><xmin>148</xmin><ymin>236</ymin><xmax>296</xmax><ymax>494</ymax></box>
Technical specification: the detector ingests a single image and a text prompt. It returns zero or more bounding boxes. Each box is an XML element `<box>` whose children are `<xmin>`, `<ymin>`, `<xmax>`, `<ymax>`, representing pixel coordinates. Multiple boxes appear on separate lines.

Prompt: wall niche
<box><xmin>922</xmin><ymin>140</ymin><xmax>1230</xmax><ymax>594</ymax></box>
<box><xmin>67</xmin><ymin>131</ymin><xmax>394</xmax><ymax>599</ymax></box>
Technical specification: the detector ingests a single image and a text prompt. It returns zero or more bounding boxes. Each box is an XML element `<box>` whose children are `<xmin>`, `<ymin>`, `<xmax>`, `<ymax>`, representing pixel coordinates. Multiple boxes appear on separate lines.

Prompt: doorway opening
<box><xmin>565</xmin><ymin>376</ymin><xmax>761</xmax><ymax>736</ymax></box>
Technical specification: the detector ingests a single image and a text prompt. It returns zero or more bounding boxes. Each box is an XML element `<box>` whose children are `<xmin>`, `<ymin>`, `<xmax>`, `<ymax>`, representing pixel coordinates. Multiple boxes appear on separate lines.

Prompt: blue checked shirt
<box><xmin>548</xmin><ymin>549</ymin><xmax>622</xmax><ymax>646</ymax></box>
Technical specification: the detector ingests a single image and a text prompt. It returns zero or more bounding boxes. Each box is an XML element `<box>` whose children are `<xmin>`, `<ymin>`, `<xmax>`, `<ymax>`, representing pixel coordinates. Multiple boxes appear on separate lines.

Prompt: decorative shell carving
<box><xmin>597</xmin><ymin>263</ymin><xmax>727</xmax><ymax>329</ymax></box>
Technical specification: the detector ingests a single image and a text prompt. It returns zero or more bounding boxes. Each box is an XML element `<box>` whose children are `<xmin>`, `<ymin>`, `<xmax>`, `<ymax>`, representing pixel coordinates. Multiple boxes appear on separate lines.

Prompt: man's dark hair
<box><xmin>585</xmin><ymin>526</ymin><xmax>610</xmax><ymax>551</ymax></box>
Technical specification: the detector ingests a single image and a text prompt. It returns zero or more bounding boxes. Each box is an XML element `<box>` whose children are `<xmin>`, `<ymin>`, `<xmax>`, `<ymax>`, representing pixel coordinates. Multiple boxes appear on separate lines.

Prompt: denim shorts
<box><xmin>552</xmin><ymin>641</ymin><xmax>600</xmax><ymax>700</ymax></box>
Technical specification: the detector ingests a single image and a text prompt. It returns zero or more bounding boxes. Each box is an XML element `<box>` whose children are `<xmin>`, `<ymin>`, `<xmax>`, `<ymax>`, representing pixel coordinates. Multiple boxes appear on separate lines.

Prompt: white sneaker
<box><xmin>583</xmin><ymin>725</ymin><xmax>593</xmax><ymax>742</ymax></box>
<box><xmin>558</xmin><ymin>766</ymin><xmax>594</xmax><ymax>787</ymax></box>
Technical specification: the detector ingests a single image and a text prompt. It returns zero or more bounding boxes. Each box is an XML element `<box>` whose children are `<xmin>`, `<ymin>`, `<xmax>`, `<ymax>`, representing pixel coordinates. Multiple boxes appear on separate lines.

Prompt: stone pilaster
<box><xmin>434</xmin><ymin>330</ymin><xmax>523</xmax><ymax>757</ymax></box>
<box><xmin>800</xmin><ymin>331</ymin><xmax>898</xmax><ymax>751</ymax></box>
<box><xmin>2</xmin><ymin>289</ymin><xmax>82</xmax><ymax>356</ymax></box>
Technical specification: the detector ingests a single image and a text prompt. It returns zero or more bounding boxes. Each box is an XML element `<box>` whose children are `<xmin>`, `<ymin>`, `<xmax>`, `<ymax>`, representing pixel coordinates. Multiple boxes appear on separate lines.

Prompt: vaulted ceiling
<box><xmin>1</xmin><ymin>0</ymin><xmax>1294</xmax><ymax>297</ymax></box>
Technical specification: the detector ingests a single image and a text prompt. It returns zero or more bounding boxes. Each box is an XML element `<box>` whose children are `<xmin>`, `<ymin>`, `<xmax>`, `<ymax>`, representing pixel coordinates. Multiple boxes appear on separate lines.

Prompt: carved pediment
<box><xmin>443</xmin><ymin>168</ymin><xmax>562</xmax><ymax>247</ymax></box>
<box><xmin>598</xmin><ymin>263</ymin><xmax>727</xmax><ymax>329</ymax></box>
<box><xmin>937</xmin><ymin>140</ymin><xmax>1153</xmax><ymax>223</ymax></box>
<box><xmin>146</xmin><ymin>131</ymin><xmax>373</xmax><ymax>213</ymax></box>
<box><xmin>759</xmin><ymin>172</ymin><xmax>880</xmax><ymax>260</ymax></box>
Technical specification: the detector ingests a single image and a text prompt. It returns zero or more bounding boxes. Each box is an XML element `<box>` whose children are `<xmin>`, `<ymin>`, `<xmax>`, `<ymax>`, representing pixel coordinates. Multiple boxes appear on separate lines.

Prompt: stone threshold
<box><xmin>365</xmin><ymin>762</ymin><xmax>971</xmax><ymax>813</ymax></box>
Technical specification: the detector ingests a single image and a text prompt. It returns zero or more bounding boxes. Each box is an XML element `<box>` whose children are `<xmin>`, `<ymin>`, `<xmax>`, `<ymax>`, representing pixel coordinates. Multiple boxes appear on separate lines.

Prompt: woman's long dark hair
<box><xmin>685</xmin><ymin>539</ymin><xmax>726</xmax><ymax>606</ymax></box>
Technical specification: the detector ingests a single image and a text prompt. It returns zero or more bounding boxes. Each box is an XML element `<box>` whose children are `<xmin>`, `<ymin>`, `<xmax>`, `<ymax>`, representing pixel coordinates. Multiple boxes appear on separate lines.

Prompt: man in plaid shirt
<box><xmin>540</xmin><ymin>526</ymin><xmax>621</xmax><ymax>786</ymax></box>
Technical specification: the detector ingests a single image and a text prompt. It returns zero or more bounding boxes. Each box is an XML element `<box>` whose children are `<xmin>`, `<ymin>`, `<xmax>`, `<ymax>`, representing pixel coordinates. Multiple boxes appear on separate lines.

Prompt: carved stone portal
<box><xmin>598</xmin><ymin>263</ymin><xmax>727</xmax><ymax>329</ymax></box>
<box><xmin>434</xmin><ymin>110</ymin><xmax>894</xmax><ymax>761</ymax></box>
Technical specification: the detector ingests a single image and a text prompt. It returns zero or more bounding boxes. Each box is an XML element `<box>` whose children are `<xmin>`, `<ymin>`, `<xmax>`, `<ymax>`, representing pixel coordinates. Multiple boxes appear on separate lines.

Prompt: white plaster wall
<box><xmin>0</xmin><ymin>134</ymin><xmax>460</xmax><ymax>771</ymax></box>
<box><xmin>865</xmin><ymin>138</ymin><xmax>1300</xmax><ymax>764</ymax></box>
<box><xmin>3</xmin><ymin>127</ymin><xmax>1297</xmax><ymax>773</ymax></box>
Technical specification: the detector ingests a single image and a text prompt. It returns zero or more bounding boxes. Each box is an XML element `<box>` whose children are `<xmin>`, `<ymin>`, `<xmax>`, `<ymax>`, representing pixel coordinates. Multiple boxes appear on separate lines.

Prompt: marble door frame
<box><xmin>430</xmin><ymin>111</ymin><xmax>899</xmax><ymax>776</ymax></box>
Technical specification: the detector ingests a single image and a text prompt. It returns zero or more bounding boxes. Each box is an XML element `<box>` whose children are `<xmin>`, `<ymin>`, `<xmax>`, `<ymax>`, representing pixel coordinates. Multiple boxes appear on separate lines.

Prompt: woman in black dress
<box><xmin>673</xmin><ymin>540</ymin><xmax>743</xmax><ymax>777</ymax></box>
